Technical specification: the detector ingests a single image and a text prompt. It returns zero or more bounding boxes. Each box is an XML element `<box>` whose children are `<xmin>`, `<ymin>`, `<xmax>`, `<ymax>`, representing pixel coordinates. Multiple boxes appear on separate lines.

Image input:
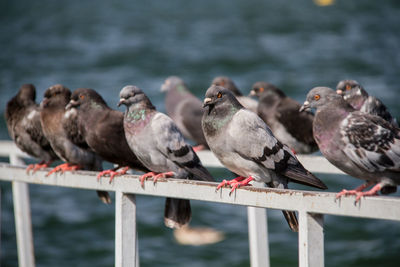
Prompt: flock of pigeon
<box><xmin>5</xmin><ymin>76</ymin><xmax>400</xmax><ymax>232</ymax></box>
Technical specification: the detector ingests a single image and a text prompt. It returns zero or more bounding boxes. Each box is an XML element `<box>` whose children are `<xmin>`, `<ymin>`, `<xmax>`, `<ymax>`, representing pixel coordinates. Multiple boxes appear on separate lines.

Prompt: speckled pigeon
<box><xmin>119</xmin><ymin>85</ymin><xmax>215</xmax><ymax>229</ymax></box>
<box><xmin>66</xmin><ymin>88</ymin><xmax>149</xmax><ymax>181</ymax></box>
<box><xmin>300</xmin><ymin>86</ymin><xmax>400</xmax><ymax>202</ymax></box>
<box><xmin>40</xmin><ymin>84</ymin><xmax>110</xmax><ymax>204</ymax></box>
<box><xmin>250</xmin><ymin>81</ymin><xmax>318</xmax><ymax>154</ymax></box>
<box><xmin>211</xmin><ymin>76</ymin><xmax>258</xmax><ymax>113</ymax></box>
<box><xmin>161</xmin><ymin>76</ymin><xmax>209</xmax><ymax>151</ymax></box>
<box><xmin>336</xmin><ymin>79</ymin><xmax>398</xmax><ymax>127</ymax></box>
<box><xmin>202</xmin><ymin>85</ymin><xmax>327</xmax><ymax>232</ymax></box>
<box><xmin>5</xmin><ymin>84</ymin><xmax>59</xmax><ymax>172</ymax></box>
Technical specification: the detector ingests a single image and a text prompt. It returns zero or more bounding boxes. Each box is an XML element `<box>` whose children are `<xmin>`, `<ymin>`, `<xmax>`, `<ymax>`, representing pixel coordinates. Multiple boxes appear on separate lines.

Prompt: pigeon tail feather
<box><xmin>164</xmin><ymin>198</ymin><xmax>192</xmax><ymax>229</ymax></box>
<box><xmin>282</xmin><ymin>163</ymin><xmax>327</xmax><ymax>189</ymax></box>
<box><xmin>282</xmin><ymin>210</ymin><xmax>299</xmax><ymax>232</ymax></box>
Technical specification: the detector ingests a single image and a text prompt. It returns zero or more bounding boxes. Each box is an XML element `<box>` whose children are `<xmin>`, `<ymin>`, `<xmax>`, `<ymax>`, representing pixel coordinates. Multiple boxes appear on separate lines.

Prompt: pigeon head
<box><xmin>67</xmin><ymin>88</ymin><xmax>107</xmax><ymax>110</ymax></box>
<box><xmin>118</xmin><ymin>85</ymin><xmax>155</xmax><ymax>109</ymax></box>
<box><xmin>203</xmin><ymin>85</ymin><xmax>242</xmax><ymax>110</ymax></box>
<box><xmin>41</xmin><ymin>84</ymin><xmax>71</xmax><ymax>109</ymax></box>
<box><xmin>336</xmin><ymin>80</ymin><xmax>368</xmax><ymax>107</ymax></box>
<box><xmin>15</xmin><ymin>84</ymin><xmax>36</xmax><ymax>106</ymax></box>
<box><xmin>300</xmin><ymin>87</ymin><xmax>341</xmax><ymax>112</ymax></box>
<box><xmin>160</xmin><ymin>76</ymin><xmax>186</xmax><ymax>92</ymax></box>
<box><xmin>211</xmin><ymin>76</ymin><xmax>242</xmax><ymax>96</ymax></box>
<box><xmin>249</xmin><ymin>81</ymin><xmax>285</xmax><ymax>99</ymax></box>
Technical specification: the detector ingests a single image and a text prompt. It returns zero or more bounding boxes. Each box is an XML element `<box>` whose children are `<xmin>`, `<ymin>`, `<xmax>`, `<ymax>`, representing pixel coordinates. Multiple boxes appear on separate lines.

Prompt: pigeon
<box><xmin>118</xmin><ymin>85</ymin><xmax>214</xmax><ymax>229</ymax></box>
<box><xmin>300</xmin><ymin>87</ymin><xmax>400</xmax><ymax>202</ymax></box>
<box><xmin>211</xmin><ymin>76</ymin><xmax>258</xmax><ymax>113</ymax></box>
<box><xmin>250</xmin><ymin>81</ymin><xmax>318</xmax><ymax>154</ymax></box>
<box><xmin>202</xmin><ymin>85</ymin><xmax>327</xmax><ymax>232</ymax></box>
<box><xmin>66</xmin><ymin>88</ymin><xmax>149</xmax><ymax>181</ymax></box>
<box><xmin>5</xmin><ymin>84</ymin><xmax>59</xmax><ymax>172</ymax></box>
<box><xmin>336</xmin><ymin>79</ymin><xmax>398</xmax><ymax>127</ymax></box>
<box><xmin>40</xmin><ymin>84</ymin><xmax>110</xmax><ymax>204</ymax></box>
<box><xmin>161</xmin><ymin>76</ymin><xmax>209</xmax><ymax>151</ymax></box>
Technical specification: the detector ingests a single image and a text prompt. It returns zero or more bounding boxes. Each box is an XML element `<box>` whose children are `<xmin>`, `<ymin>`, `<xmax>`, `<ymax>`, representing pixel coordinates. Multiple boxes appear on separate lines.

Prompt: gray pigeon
<box><xmin>202</xmin><ymin>85</ymin><xmax>327</xmax><ymax>232</ymax></box>
<box><xmin>5</xmin><ymin>84</ymin><xmax>59</xmax><ymax>172</ymax></box>
<box><xmin>118</xmin><ymin>85</ymin><xmax>215</xmax><ymax>229</ymax></box>
<box><xmin>211</xmin><ymin>76</ymin><xmax>258</xmax><ymax>113</ymax></box>
<box><xmin>336</xmin><ymin>79</ymin><xmax>398</xmax><ymax>127</ymax></box>
<box><xmin>40</xmin><ymin>84</ymin><xmax>110</xmax><ymax>204</ymax></box>
<box><xmin>161</xmin><ymin>76</ymin><xmax>209</xmax><ymax>150</ymax></box>
<box><xmin>250</xmin><ymin>81</ymin><xmax>318</xmax><ymax>154</ymax></box>
<box><xmin>300</xmin><ymin>87</ymin><xmax>400</xmax><ymax>202</ymax></box>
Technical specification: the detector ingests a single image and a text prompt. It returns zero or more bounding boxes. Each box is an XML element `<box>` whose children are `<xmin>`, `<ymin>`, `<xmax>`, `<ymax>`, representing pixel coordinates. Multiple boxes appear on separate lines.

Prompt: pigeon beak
<box><xmin>65</xmin><ymin>100</ymin><xmax>78</xmax><ymax>110</ymax></box>
<box><xmin>336</xmin><ymin>89</ymin><xmax>344</xmax><ymax>95</ymax></box>
<box><xmin>203</xmin><ymin>97</ymin><xmax>212</xmax><ymax>108</ymax></box>
<box><xmin>299</xmin><ymin>101</ymin><xmax>310</xmax><ymax>112</ymax></box>
<box><xmin>160</xmin><ymin>83</ymin><xmax>168</xmax><ymax>92</ymax></box>
<box><xmin>117</xmin><ymin>98</ymin><xmax>126</xmax><ymax>107</ymax></box>
<box><xmin>249</xmin><ymin>90</ymin><xmax>256</xmax><ymax>96</ymax></box>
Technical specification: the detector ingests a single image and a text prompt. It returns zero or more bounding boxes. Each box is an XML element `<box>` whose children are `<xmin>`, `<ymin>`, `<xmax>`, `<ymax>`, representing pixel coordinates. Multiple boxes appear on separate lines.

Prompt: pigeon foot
<box><xmin>193</xmin><ymin>145</ymin><xmax>206</xmax><ymax>152</ymax></box>
<box><xmin>97</xmin><ymin>166</ymin><xmax>129</xmax><ymax>183</ymax></box>
<box><xmin>139</xmin><ymin>172</ymin><xmax>157</xmax><ymax>186</ymax></box>
<box><xmin>153</xmin><ymin>171</ymin><xmax>175</xmax><ymax>184</ymax></box>
<box><xmin>336</xmin><ymin>181</ymin><xmax>378</xmax><ymax>202</ymax></box>
<box><xmin>46</xmin><ymin>163</ymin><xmax>80</xmax><ymax>176</ymax></box>
<box><xmin>216</xmin><ymin>176</ymin><xmax>254</xmax><ymax>195</ymax></box>
<box><xmin>27</xmin><ymin>160</ymin><xmax>52</xmax><ymax>174</ymax></box>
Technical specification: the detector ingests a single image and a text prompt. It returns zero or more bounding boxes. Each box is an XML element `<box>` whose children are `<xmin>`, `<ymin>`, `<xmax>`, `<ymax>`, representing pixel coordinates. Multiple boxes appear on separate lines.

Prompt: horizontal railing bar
<box><xmin>0</xmin><ymin>163</ymin><xmax>399</xmax><ymax>222</ymax></box>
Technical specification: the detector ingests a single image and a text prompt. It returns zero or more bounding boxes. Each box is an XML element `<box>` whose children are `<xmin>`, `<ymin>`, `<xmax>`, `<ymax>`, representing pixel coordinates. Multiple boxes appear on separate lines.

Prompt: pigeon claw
<box><xmin>336</xmin><ymin>181</ymin><xmax>381</xmax><ymax>203</ymax></box>
<box><xmin>354</xmin><ymin>184</ymin><xmax>381</xmax><ymax>203</ymax></box>
<box><xmin>97</xmin><ymin>167</ymin><xmax>129</xmax><ymax>183</ymax></box>
<box><xmin>26</xmin><ymin>161</ymin><xmax>49</xmax><ymax>174</ymax></box>
<box><xmin>139</xmin><ymin>172</ymin><xmax>157</xmax><ymax>187</ymax></box>
<box><xmin>152</xmin><ymin>171</ymin><xmax>174</xmax><ymax>184</ymax></box>
<box><xmin>216</xmin><ymin>176</ymin><xmax>254</xmax><ymax>194</ymax></box>
<box><xmin>46</xmin><ymin>163</ymin><xmax>80</xmax><ymax>176</ymax></box>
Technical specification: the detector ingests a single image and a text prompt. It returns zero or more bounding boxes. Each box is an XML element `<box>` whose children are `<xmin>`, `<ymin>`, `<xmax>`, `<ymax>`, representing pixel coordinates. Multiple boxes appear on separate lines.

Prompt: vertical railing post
<box><xmin>298</xmin><ymin>212</ymin><xmax>324</xmax><ymax>267</ymax></box>
<box><xmin>115</xmin><ymin>191</ymin><xmax>138</xmax><ymax>267</ymax></box>
<box><xmin>248</xmin><ymin>181</ymin><xmax>270</xmax><ymax>267</ymax></box>
<box><xmin>10</xmin><ymin>153</ymin><xmax>35</xmax><ymax>267</ymax></box>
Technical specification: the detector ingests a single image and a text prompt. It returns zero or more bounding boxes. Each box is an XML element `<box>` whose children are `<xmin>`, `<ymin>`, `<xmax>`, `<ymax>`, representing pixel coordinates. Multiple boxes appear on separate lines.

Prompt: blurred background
<box><xmin>1</xmin><ymin>0</ymin><xmax>399</xmax><ymax>266</ymax></box>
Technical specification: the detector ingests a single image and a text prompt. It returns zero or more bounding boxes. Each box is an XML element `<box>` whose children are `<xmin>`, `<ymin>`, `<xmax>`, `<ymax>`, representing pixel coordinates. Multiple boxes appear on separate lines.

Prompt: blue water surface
<box><xmin>1</xmin><ymin>0</ymin><xmax>400</xmax><ymax>266</ymax></box>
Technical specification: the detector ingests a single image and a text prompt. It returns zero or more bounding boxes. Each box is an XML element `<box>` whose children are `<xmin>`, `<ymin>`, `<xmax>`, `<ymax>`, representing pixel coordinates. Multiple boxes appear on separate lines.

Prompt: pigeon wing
<box><xmin>151</xmin><ymin>113</ymin><xmax>214</xmax><ymax>181</ymax></box>
<box><xmin>341</xmin><ymin>112</ymin><xmax>400</xmax><ymax>172</ymax></box>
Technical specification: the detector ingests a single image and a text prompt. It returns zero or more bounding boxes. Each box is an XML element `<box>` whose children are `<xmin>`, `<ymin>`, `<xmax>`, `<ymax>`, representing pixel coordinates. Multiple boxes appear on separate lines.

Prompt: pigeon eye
<box><xmin>345</xmin><ymin>84</ymin><xmax>351</xmax><ymax>90</ymax></box>
<box><xmin>259</xmin><ymin>87</ymin><xmax>264</xmax><ymax>92</ymax></box>
<box><xmin>217</xmin><ymin>92</ymin><xmax>222</xmax><ymax>98</ymax></box>
<box><xmin>80</xmin><ymin>95</ymin><xmax>85</xmax><ymax>100</ymax></box>
<box><xmin>314</xmin><ymin>94</ymin><xmax>321</xmax><ymax>101</ymax></box>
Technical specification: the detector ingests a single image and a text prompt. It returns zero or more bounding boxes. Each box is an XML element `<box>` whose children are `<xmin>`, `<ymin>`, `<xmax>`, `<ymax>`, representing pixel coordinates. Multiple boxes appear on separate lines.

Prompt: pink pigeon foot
<box><xmin>97</xmin><ymin>166</ymin><xmax>129</xmax><ymax>183</ymax></box>
<box><xmin>216</xmin><ymin>176</ymin><xmax>254</xmax><ymax>195</ymax></box>
<box><xmin>26</xmin><ymin>160</ymin><xmax>50</xmax><ymax>174</ymax></box>
<box><xmin>336</xmin><ymin>181</ymin><xmax>375</xmax><ymax>199</ymax></box>
<box><xmin>193</xmin><ymin>145</ymin><xmax>206</xmax><ymax>152</ymax></box>
<box><xmin>354</xmin><ymin>183</ymin><xmax>382</xmax><ymax>203</ymax></box>
<box><xmin>152</xmin><ymin>171</ymin><xmax>175</xmax><ymax>184</ymax></box>
<box><xmin>46</xmin><ymin>163</ymin><xmax>80</xmax><ymax>176</ymax></box>
<box><xmin>139</xmin><ymin>172</ymin><xmax>157</xmax><ymax>186</ymax></box>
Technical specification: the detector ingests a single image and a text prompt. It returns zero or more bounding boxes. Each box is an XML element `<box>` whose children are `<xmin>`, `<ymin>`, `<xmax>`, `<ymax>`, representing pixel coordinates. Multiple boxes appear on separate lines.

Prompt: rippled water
<box><xmin>1</xmin><ymin>0</ymin><xmax>400</xmax><ymax>266</ymax></box>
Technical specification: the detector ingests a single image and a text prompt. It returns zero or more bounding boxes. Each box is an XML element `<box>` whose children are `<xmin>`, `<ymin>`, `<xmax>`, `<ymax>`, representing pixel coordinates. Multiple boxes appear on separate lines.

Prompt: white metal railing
<box><xmin>1</xmin><ymin>140</ymin><xmax>399</xmax><ymax>267</ymax></box>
